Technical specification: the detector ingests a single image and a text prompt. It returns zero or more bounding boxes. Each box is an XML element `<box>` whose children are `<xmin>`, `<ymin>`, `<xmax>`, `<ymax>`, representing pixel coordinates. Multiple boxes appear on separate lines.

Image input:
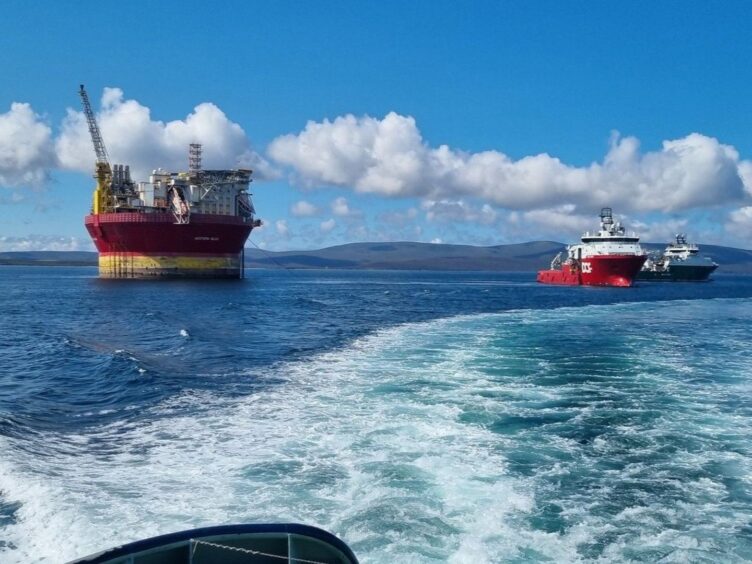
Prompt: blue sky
<box><xmin>2</xmin><ymin>1</ymin><xmax>752</xmax><ymax>251</ymax></box>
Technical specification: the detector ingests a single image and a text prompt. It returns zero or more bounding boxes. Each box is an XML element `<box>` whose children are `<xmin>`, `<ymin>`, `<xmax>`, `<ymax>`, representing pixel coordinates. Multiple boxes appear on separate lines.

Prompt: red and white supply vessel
<box><xmin>537</xmin><ymin>208</ymin><xmax>647</xmax><ymax>287</ymax></box>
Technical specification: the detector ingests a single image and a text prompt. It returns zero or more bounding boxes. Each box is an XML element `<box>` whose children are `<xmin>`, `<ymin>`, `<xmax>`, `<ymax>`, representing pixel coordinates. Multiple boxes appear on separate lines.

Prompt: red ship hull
<box><xmin>85</xmin><ymin>212</ymin><xmax>254</xmax><ymax>278</ymax></box>
<box><xmin>537</xmin><ymin>254</ymin><xmax>647</xmax><ymax>287</ymax></box>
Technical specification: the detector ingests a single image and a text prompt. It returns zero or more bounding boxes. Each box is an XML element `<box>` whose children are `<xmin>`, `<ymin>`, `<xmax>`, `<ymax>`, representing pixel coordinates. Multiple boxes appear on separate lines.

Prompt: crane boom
<box><xmin>78</xmin><ymin>84</ymin><xmax>110</xmax><ymax>165</ymax></box>
<box><xmin>78</xmin><ymin>85</ymin><xmax>113</xmax><ymax>214</ymax></box>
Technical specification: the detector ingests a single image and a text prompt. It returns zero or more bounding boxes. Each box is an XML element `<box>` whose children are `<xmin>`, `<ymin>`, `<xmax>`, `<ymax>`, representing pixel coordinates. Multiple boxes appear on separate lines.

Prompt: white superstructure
<box><xmin>567</xmin><ymin>208</ymin><xmax>644</xmax><ymax>260</ymax></box>
<box><xmin>644</xmin><ymin>234</ymin><xmax>718</xmax><ymax>270</ymax></box>
<box><xmin>104</xmin><ymin>144</ymin><xmax>258</xmax><ymax>225</ymax></box>
<box><xmin>136</xmin><ymin>169</ymin><xmax>255</xmax><ymax>217</ymax></box>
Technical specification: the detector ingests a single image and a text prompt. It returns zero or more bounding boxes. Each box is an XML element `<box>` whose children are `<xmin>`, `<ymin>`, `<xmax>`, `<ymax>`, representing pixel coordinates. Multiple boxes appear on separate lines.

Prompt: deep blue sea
<box><xmin>1</xmin><ymin>267</ymin><xmax>752</xmax><ymax>563</ymax></box>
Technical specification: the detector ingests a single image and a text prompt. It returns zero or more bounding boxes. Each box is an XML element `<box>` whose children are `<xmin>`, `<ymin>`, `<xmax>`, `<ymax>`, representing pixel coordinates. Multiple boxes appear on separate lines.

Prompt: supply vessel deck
<box><xmin>79</xmin><ymin>85</ymin><xmax>261</xmax><ymax>279</ymax></box>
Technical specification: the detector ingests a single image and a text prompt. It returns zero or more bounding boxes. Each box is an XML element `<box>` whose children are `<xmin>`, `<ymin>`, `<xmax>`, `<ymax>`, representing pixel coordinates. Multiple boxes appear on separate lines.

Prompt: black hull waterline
<box><xmin>637</xmin><ymin>264</ymin><xmax>718</xmax><ymax>282</ymax></box>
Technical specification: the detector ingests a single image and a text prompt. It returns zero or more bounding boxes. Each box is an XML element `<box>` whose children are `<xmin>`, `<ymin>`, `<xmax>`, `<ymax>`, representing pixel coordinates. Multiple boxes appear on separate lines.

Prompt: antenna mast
<box><xmin>189</xmin><ymin>143</ymin><xmax>202</xmax><ymax>174</ymax></box>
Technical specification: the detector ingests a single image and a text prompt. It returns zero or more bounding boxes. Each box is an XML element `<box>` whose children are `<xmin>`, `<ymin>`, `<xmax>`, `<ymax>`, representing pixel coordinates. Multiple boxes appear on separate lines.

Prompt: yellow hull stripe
<box><xmin>98</xmin><ymin>254</ymin><xmax>240</xmax><ymax>276</ymax></box>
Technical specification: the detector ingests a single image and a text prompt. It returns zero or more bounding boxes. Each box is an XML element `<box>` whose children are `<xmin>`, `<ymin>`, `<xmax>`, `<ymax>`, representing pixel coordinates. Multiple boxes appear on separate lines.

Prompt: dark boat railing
<box><xmin>68</xmin><ymin>523</ymin><xmax>359</xmax><ymax>564</ymax></box>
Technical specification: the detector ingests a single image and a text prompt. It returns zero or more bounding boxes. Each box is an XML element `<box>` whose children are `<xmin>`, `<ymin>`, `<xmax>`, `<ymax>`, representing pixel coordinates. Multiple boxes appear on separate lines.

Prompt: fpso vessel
<box><xmin>537</xmin><ymin>208</ymin><xmax>647</xmax><ymax>287</ymax></box>
<box><xmin>79</xmin><ymin>86</ymin><xmax>260</xmax><ymax>279</ymax></box>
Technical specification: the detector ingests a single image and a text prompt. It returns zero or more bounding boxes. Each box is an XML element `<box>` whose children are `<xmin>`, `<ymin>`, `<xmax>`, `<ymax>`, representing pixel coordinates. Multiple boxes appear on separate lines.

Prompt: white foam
<box><xmin>0</xmin><ymin>315</ymin><xmax>531</xmax><ymax>562</ymax></box>
<box><xmin>2</xmin><ymin>298</ymin><xmax>752</xmax><ymax>562</ymax></box>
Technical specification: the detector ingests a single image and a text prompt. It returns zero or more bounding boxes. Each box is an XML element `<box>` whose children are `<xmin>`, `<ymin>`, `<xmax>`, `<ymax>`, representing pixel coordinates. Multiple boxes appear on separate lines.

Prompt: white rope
<box><xmin>190</xmin><ymin>538</ymin><xmax>331</xmax><ymax>564</ymax></box>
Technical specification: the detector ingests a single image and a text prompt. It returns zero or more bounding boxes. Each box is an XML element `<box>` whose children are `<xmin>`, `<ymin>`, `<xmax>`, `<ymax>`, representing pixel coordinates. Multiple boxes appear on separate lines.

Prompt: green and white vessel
<box><xmin>638</xmin><ymin>234</ymin><xmax>718</xmax><ymax>281</ymax></box>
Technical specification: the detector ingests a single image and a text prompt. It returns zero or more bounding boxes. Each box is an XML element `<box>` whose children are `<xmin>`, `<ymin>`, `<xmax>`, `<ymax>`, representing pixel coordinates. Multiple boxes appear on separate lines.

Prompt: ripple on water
<box><xmin>1</xmin><ymin>274</ymin><xmax>752</xmax><ymax>562</ymax></box>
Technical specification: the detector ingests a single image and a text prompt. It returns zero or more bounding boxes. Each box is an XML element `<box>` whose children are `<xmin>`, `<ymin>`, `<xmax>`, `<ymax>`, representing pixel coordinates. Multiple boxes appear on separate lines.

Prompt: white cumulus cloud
<box><xmin>331</xmin><ymin>196</ymin><xmax>349</xmax><ymax>216</ymax></box>
<box><xmin>320</xmin><ymin>218</ymin><xmax>336</xmax><ymax>233</ymax></box>
<box><xmin>510</xmin><ymin>205</ymin><xmax>594</xmax><ymax>237</ymax></box>
<box><xmin>508</xmin><ymin>206</ymin><xmax>698</xmax><ymax>244</ymax></box>
<box><xmin>0</xmin><ymin>235</ymin><xmax>91</xmax><ymax>252</ymax></box>
<box><xmin>726</xmin><ymin>206</ymin><xmax>752</xmax><ymax>240</ymax></box>
<box><xmin>379</xmin><ymin>207</ymin><xmax>418</xmax><ymax>225</ymax></box>
<box><xmin>269</xmin><ymin>112</ymin><xmax>750</xmax><ymax>214</ymax></box>
<box><xmin>0</xmin><ymin>103</ymin><xmax>56</xmax><ymax>188</ymax></box>
<box><xmin>629</xmin><ymin>218</ymin><xmax>692</xmax><ymax>243</ymax></box>
<box><xmin>422</xmin><ymin>199</ymin><xmax>498</xmax><ymax>224</ymax></box>
<box><xmin>275</xmin><ymin>219</ymin><xmax>290</xmax><ymax>237</ymax></box>
<box><xmin>0</xmin><ymin>191</ymin><xmax>27</xmax><ymax>205</ymax></box>
<box><xmin>329</xmin><ymin>196</ymin><xmax>363</xmax><ymax>220</ymax></box>
<box><xmin>739</xmin><ymin>161</ymin><xmax>752</xmax><ymax>197</ymax></box>
<box><xmin>56</xmin><ymin>87</ymin><xmax>274</xmax><ymax>182</ymax></box>
<box><xmin>291</xmin><ymin>200</ymin><xmax>319</xmax><ymax>217</ymax></box>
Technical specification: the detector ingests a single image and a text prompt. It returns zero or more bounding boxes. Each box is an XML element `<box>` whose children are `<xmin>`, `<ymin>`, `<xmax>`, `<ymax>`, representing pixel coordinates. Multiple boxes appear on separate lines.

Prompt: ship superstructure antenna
<box><xmin>79</xmin><ymin>84</ymin><xmax>113</xmax><ymax>214</ymax></box>
<box><xmin>189</xmin><ymin>143</ymin><xmax>202</xmax><ymax>175</ymax></box>
<box><xmin>600</xmin><ymin>207</ymin><xmax>613</xmax><ymax>226</ymax></box>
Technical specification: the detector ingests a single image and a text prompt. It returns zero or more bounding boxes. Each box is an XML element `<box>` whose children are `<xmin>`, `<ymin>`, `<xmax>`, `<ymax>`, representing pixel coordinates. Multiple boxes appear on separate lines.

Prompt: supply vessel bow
<box><xmin>537</xmin><ymin>208</ymin><xmax>647</xmax><ymax>287</ymax></box>
<box><xmin>79</xmin><ymin>85</ymin><xmax>261</xmax><ymax>279</ymax></box>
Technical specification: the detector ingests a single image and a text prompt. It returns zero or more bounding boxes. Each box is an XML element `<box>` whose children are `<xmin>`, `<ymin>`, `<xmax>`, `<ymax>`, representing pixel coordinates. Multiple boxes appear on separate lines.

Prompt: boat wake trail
<box><xmin>1</xmin><ymin>299</ymin><xmax>752</xmax><ymax>562</ymax></box>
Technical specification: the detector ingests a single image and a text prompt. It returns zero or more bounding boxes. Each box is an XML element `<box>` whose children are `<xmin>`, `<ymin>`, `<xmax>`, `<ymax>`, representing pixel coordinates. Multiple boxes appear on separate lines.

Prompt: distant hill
<box><xmin>0</xmin><ymin>251</ymin><xmax>98</xmax><ymax>266</ymax></box>
<box><xmin>244</xmin><ymin>241</ymin><xmax>752</xmax><ymax>273</ymax></box>
<box><xmin>2</xmin><ymin>242</ymin><xmax>752</xmax><ymax>272</ymax></box>
<box><xmin>243</xmin><ymin>241</ymin><xmax>566</xmax><ymax>271</ymax></box>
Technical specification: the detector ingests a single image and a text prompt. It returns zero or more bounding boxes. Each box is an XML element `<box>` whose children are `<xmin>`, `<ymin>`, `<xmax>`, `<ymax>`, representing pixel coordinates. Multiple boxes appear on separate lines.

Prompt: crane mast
<box><xmin>79</xmin><ymin>85</ymin><xmax>110</xmax><ymax>165</ymax></box>
<box><xmin>79</xmin><ymin>84</ymin><xmax>113</xmax><ymax>214</ymax></box>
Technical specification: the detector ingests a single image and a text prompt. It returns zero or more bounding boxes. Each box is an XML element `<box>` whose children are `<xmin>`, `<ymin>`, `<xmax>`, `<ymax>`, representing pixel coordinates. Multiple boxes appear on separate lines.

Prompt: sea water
<box><xmin>1</xmin><ymin>267</ymin><xmax>751</xmax><ymax>563</ymax></box>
